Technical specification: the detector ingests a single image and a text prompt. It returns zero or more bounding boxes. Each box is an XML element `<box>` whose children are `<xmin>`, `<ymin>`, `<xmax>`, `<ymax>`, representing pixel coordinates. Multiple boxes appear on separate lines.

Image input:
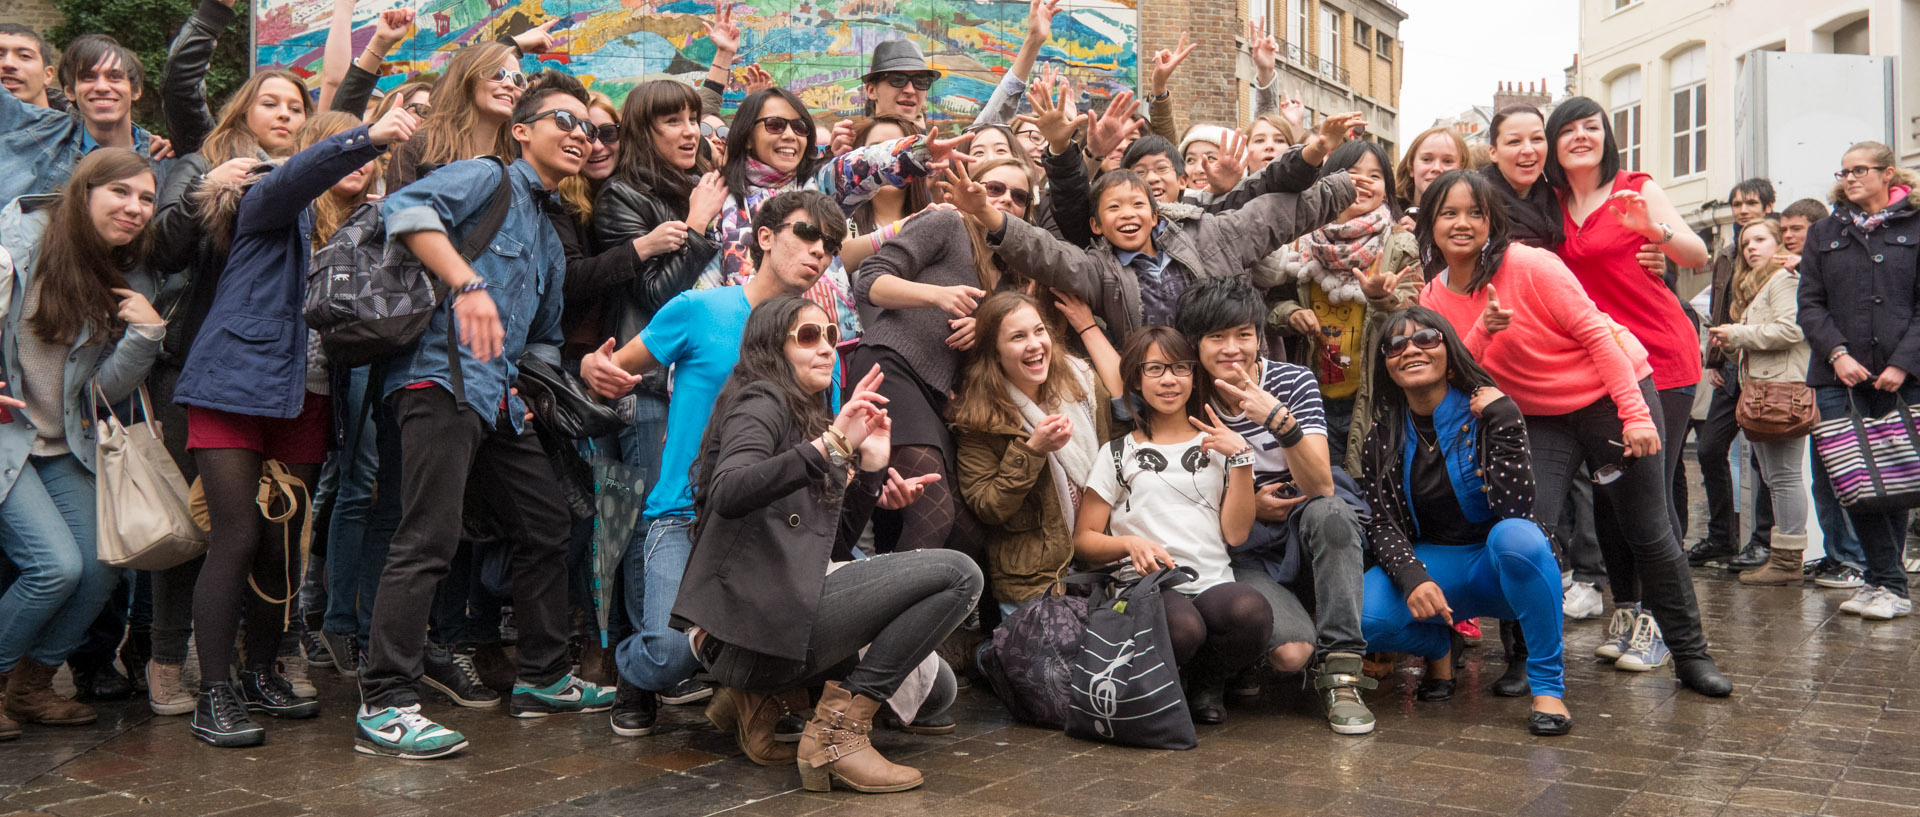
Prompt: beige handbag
<box><xmin>95</xmin><ymin>383</ymin><xmax>208</xmax><ymax>570</ymax></box>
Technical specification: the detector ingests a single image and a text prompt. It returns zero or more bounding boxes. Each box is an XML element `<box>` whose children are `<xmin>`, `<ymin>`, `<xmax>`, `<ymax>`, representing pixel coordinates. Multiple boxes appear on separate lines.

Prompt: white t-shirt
<box><xmin>1085</xmin><ymin>431</ymin><xmax>1234</xmax><ymax>594</ymax></box>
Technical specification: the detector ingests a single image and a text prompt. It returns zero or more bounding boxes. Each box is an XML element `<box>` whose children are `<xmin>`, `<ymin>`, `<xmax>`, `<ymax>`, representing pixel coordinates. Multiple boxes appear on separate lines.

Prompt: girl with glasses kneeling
<box><xmin>675</xmin><ymin>296</ymin><xmax>983</xmax><ymax>795</ymax></box>
<box><xmin>1353</xmin><ymin>306</ymin><xmax>1569</xmax><ymax>736</ymax></box>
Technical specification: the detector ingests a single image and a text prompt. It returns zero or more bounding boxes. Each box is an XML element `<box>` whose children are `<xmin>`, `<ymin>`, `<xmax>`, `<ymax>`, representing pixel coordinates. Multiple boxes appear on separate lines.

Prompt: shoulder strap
<box><xmin>455</xmin><ymin>158</ymin><xmax>514</xmax><ymax>263</ymax></box>
<box><xmin>1109</xmin><ymin>435</ymin><xmax>1128</xmax><ymax>512</ymax></box>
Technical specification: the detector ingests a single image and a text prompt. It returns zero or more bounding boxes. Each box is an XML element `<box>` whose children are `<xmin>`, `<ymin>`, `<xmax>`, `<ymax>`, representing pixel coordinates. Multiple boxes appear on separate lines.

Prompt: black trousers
<box><xmin>360</xmin><ymin>387</ymin><xmax>572</xmax><ymax>708</ymax></box>
<box><xmin>1696</xmin><ymin>379</ymin><xmax>1774</xmax><ymax>549</ymax></box>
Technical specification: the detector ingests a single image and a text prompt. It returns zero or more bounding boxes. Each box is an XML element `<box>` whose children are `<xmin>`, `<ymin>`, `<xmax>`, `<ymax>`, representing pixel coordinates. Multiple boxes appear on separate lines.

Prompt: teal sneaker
<box><xmin>511</xmin><ymin>674</ymin><xmax>615</xmax><ymax>718</ymax></box>
<box><xmin>355</xmin><ymin>704</ymin><xmax>467</xmax><ymax>759</ymax></box>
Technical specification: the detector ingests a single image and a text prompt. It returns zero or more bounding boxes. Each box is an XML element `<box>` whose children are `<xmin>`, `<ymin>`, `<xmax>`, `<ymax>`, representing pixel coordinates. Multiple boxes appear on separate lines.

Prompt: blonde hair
<box><xmin>1828</xmin><ymin>140</ymin><xmax>1919</xmax><ymax>207</ymax></box>
<box><xmin>556</xmin><ymin>91</ymin><xmax>619</xmax><ymax>219</ymax></box>
<box><xmin>1243</xmin><ymin>114</ymin><xmax>1304</xmax><ymax>149</ymax></box>
<box><xmin>200</xmin><ymin>70</ymin><xmax>309</xmax><ymax>164</ymax></box>
<box><xmin>301</xmin><ymin>111</ymin><xmax>380</xmax><ymax>249</ymax></box>
<box><xmin>1728</xmin><ymin>219</ymin><xmax>1784</xmax><ymax>321</ymax></box>
<box><xmin>416</xmin><ymin>43</ymin><xmax>519</xmax><ymax>169</ymax></box>
<box><xmin>1393</xmin><ymin>126</ymin><xmax>1475</xmax><ymax>207</ymax></box>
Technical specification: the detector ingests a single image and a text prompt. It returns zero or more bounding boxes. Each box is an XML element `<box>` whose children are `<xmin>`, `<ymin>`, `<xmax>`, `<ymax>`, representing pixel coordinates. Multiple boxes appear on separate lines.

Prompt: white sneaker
<box><xmin>1594</xmin><ymin>605</ymin><xmax>1638</xmax><ymax>661</ymax></box>
<box><xmin>1859</xmin><ymin>588</ymin><xmax>1913</xmax><ymax>621</ymax></box>
<box><xmin>1562</xmin><ymin>569</ymin><xmax>1573</xmax><ymax>591</ymax></box>
<box><xmin>1613</xmin><ymin>614</ymin><xmax>1671</xmax><ymax>672</ymax></box>
<box><xmin>279</xmin><ymin>654</ymin><xmax>318</xmax><ymax>699</ymax></box>
<box><xmin>1563</xmin><ymin>582</ymin><xmax>1604</xmax><ymax>620</ymax></box>
<box><xmin>1840</xmin><ymin>586</ymin><xmax>1879</xmax><ymax>615</ymax></box>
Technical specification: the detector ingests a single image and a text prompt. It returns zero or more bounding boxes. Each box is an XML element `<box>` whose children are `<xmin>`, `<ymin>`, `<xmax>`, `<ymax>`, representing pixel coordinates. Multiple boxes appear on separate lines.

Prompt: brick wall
<box><xmin>1141</xmin><ymin>0</ymin><xmax>1243</xmax><ymax>135</ymax></box>
<box><xmin>0</xmin><ymin>0</ymin><xmax>65</xmax><ymax>34</ymax></box>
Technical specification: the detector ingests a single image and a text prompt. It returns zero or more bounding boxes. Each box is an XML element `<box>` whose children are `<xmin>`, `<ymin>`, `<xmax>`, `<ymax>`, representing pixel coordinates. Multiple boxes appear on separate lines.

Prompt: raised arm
<box><xmin>703</xmin><ymin>388</ymin><xmax>838</xmax><ymax>519</ymax></box>
<box><xmin>976</xmin><ymin>0</ymin><xmax>1059</xmax><ymax>125</ymax></box>
<box><xmin>1144</xmin><ymin>33</ymin><xmax>1193</xmax><ymax>144</ymax></box>
<box><xmin>162</xmin><ymin>0</ymin><xmax>236</xmax><ymax>156</ymax></box>
<box><xmin>700</xmin><ymin>4</ymin><xmax>742</xmax><ymax>115</ymax></box>
<box><xmin>1205</xmin><ymin>171</ymin><xmax>1357</xmax><ymax>273</ymax></box>
<box><xmin>236</xmin><ymin>124</ymin><xmax>391</xmax><ymax>234</ymax></box>
<box><xmin>332</xmin><ymin>9</ymin><xmax>414</xmax><ymax>118</ymax></box>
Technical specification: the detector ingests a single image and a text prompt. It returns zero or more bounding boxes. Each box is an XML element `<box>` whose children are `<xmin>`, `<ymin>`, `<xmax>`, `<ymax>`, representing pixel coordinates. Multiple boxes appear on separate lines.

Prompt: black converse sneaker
<box><xmin>238</xmin><ymin>670</ymin><xmax>320</xmax><ymax>719</ymax></box>
<box><xmin>423</xmin><ymin>644</ymin><xmax>501</xmax><ymax>708</ymax></box>
<box><xmin>191</xmin><ymin>681</ymin><xmax>265</xmax><ymax>748</ymax></box>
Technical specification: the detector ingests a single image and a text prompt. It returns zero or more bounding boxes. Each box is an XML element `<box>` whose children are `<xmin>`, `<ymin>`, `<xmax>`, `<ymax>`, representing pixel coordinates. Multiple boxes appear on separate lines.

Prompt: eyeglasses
<box><xmin>777</xmin><ymin>220</ymin><xmax>843</xmax><ymax>256</ymax></box>
<box><xmin>1382</xmin><ymin>328</ymin><xmax>1444</xmax><ymax>358</ymax></box>
<box><xmin>1592</xmin><ymin>440</ymin><xmax>1629</xmax><ymax>485</ymax></box>
<box><xmin>487</xmin><ymin>68</ymin><xmax>528</xmax><ymax>90</ymax></box>
<box><xmin>981</xmin><ymin>180</ymin><xmax>1032</xmax><ymax>209</ymax></box>
<box><xmin>788</xmin><ymin>321</ymin><xmax>843</xmax><ymax>348</ymax></box>
<box><xmin>518</xmin><ymin>108</ymin><xmax>598</xmax><ymax>141</ymax></box>
<box><xmin>701</xmin><ymin>122</ymin><xmax>729</xmax><ymax>139</ymax></box>
<box><xmin>755</xmin><ymin>115</ymin><xmax>809</xmax><ymax>136</ymax></box>
<box><xmin>880</xmin><ymin>73</ymin><xmax>935</xmax><ymax>91</ymax></box>
<box><xmin>1835</xmin><ymin>165</ymin><xmax>1888</xmax><ymax>180</ymax></box>
<box><xmin>404</xmin><ymin>102</ymin><xmax>433</xmax><ymax>118</ymax></box>
<box><xmin>1140</xmin><ymin>361</ymin><xmax>1195</xmax><ymax>379</ymax></box>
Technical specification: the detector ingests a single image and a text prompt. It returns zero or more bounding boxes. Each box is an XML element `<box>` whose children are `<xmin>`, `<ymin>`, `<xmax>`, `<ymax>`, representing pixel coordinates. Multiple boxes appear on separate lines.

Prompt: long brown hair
<box><xmin>368</xmin><ymin>78</ymin><xmax>434</xmax><ymax>123</ymax></box>
<box><xmin>556</xmin><ymin>91</ymin><xmax>619</xmax><ymax>219</ymax></box>
<box><xmin>32</xmin><ymin>149</ymin><xmax>153</xmax><ymax>346</ymax></box>
<box><xmin>949</xmin><ymin>292</ymin><xmax>1088</xmax><ymax>433</ymax></box>
<box><xmin>1728</xmin><ymin>219</ymin><xmax>1785</xmax><ymax>322</ymax></box>
<box><xmin>955</xmin><ymin>156</ymin><xmax>1033</xmax><ymax>293</ymax></box>
<box><xmin>611</xmin><ymin>79</ymin><xmax>711</xmax><ymax>217</ymax></box>
<box><xmin>415</xmin><ymin>43</ymin><xmax>518</xmax><ymax>169</ymax></box>
<box><xmin>200</xmin><ymin>69</ymin><xmax>309</xmax><ymax>164</ymax></box>
<box><xmin>302</xmin><ymin>111</ymin><xmax>380</xmax><ymax>250</ymax></box>
<box><xmin>852</xmin><ymin>114</ymin><xmax>929</xmax><ymax>234</ymax></box>
<box><xmin>1393</xmin><ymin>126</ymin><xmax>1474</xmax><ymax>209</ymax></box>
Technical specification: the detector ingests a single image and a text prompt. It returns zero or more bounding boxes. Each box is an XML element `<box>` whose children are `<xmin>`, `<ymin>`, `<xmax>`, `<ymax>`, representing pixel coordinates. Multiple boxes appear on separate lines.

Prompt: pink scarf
<box><xmin>1302</xmin><ymin>205</ymin><xmax>1391</xmax><ymax>275</ymax></box>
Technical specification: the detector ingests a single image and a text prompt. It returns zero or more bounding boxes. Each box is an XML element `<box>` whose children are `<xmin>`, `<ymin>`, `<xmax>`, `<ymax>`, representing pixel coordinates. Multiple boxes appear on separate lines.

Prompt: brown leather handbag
<box><xmin>1736</xmin><ymin>378</ymin><xmax>1820</xmax><ymax>442</ymax></box>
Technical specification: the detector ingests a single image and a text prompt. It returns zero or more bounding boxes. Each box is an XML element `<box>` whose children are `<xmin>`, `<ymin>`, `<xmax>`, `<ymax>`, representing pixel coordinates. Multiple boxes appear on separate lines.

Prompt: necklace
<box><xmin>1413</xmin><ymin>419</ymin><xmax>1438</xmax><ymax>451</ymax></box>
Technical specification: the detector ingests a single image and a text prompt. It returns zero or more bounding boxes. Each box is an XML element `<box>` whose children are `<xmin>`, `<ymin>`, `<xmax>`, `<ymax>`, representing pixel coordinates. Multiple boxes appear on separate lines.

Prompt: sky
<box><xmin>1394</xmin><ymin>0</ymin><xmax>1580</xmax><ymax>140</ymax></box>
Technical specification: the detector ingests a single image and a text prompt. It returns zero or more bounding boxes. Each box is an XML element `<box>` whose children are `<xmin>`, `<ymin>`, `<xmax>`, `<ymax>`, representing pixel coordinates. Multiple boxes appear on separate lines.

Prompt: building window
<box><xmin>1608</xmin><ymin>69</ymin><xmax>1643</xmax><ymax>172</ymax></box>
<box><xmin>1669</xmin><ymin>46</ymin><xmax>1706</xmax><ymax>178</ymax></box>
<box><xmin>1354</xmin><ymin>21</ymin><xmax>1371</xmax><ymax>49</ymax></box>
<box><xmin>1287</xmin><ymin>0</ymin><xmax>1306</xmax><ymax>54</ymax></box>
<box><xmin>1832</xmin><ymin>16</ymin><xmax>1870</xmax><ymax>54</ymax></box>
<box><xmin>1612</xmin><ymin>0</ymin><xmax>1639</xmax><ymax>10</ymax></box>
<box><xmin>1320</xmin><ymin>6</ymin><xmax>1341</xmax><ymax>74</ymax></box>
<box><xmin>1376</xmin><ymin>31</ymin><xmax>1392</xmax><ymax>57</ymax></box>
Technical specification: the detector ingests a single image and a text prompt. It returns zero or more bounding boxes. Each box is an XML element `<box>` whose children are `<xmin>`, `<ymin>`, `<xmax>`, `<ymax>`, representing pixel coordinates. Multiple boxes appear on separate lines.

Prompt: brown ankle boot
<box><xmin>0</xmin><ymin>692</ymin><xmax>19</xmax><ymax>740</ymax></box>
<box><xmin>796</xmin><ymin>681</ymin><xmax>923</xmax><ymax>793</ymax></box>
<box><xmin>5</xmin><ymin>660</ymin><xmax>97</xmax><ymax>726</ymax></box>
<box><xmin>1740</xmin><ymin>533</ymin><xmax>1805</xmax><ymax>586</ymax></box>
<box><xmin>713</xmin><ymin>686</ymin><xmax>806</xmax><ymax>766</ymax></box>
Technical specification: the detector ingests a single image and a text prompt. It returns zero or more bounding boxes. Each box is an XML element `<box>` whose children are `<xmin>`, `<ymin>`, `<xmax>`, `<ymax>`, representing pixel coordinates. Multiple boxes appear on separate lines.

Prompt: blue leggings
<box><xmin>1360</xmin><ymin>519</ymin><xmax>1566</xmax><ymax>698</ymax></box>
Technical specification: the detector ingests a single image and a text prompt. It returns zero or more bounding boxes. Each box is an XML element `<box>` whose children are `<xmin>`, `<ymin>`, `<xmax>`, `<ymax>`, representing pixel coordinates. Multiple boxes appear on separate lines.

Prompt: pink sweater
<box><xmin>1419</xmin><ymin>244</ymin><xmax>1656</xmax><ymax>433</ymax></box>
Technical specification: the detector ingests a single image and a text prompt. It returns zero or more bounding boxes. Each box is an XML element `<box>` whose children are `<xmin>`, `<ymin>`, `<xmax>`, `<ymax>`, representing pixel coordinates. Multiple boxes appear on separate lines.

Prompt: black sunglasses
<box><xmin>591</xmin><ymin>123</ymin><xmax>618</xmax><ymax>144</ymax></box>
<box><xmin>981</xmin><ymin>180</ymin><xmax>1031</xmax><ymax>209</ymax></box>
<box><xmin>1382</xmin><ymin>328</ymin><xmax>1444</xmax><ymax>358</ymax></box>
<box><xmin>881</xmin><ymin>73</ymin><xmax>935</xmax><ymax>91</ymax></box>
<box><xmin>403</xmin><ymin>102</ymin><xmax>433</xmax><ymax>118</ymax></box>
<box><xmin>755</xmin><ymin>115</ymin><xmax>810</xmax><ymax>136</ymax></box>
<box><xmin>519</xmin><ymin>108</ymin><xmax>600</xmax><ymax>142</ymax></box>
<box><xmin>778</xmin><ymin>220</ymin><xmax>842</xmax><ymax>256</ymax></box>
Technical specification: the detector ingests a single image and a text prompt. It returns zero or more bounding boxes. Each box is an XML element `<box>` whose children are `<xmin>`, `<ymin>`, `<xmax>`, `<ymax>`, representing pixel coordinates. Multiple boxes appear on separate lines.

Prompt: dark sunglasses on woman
<box><xmin>755</xmin><ymin>116</ymin><xmax>809</xmax><ymax>136</ymax></box>
<box><xmin>1382</xmin><ymin>328</ymin><xmax>1443</xmax><ymax>358</ymax></box>
<box><xmin>788</xmin><ymin>321</ymin><xmax>843</xmax><ymax>348</ymax></box>
<box><xmin>881</xmin><ymin>73</ymin><xmax>935</xmax><ymax>91</ymax></box>
<box><xmin>980</xmin><ymin>180</ymin><xmax>1031</xmax><ymax>209</ymax></box>
<box><xmin>488</xmin><ymin>67</ymin><xmax>528</xmax><ymax>90</ymax></box>
<box><xmin>777</xmin><ymin>221</ymin><xmax>843</xmax><ymax>256</ymax></box>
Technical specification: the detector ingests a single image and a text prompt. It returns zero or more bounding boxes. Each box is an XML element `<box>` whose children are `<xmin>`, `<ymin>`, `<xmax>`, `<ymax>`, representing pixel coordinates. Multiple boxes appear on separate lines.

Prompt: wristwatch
<box><xmin>1655</xmin><ymin>222</ymin><xmax>1675</xmax><ymax>244</ymax></box>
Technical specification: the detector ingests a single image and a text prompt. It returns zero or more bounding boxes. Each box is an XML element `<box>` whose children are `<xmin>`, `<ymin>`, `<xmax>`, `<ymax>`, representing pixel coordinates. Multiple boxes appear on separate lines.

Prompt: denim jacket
<box><xmin>379</xmin><ymin>158</ymin><xmax>565</xmax><ymax>432</ymax></box>
<box><xmin>0</xmin><ymin>198</ymin><xmax>162</xmax><ymax>503</ymax></box>
<box><xmin>0</xmin><ymin>89</ymin><xmax>162</xmax><ymax>206</ymax></box>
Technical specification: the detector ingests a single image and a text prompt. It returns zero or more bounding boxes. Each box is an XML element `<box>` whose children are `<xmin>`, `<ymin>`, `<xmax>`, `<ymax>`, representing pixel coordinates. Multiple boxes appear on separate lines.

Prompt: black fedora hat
<box><xmin>862</xmin><ymin>39</ymin><xmax>940</xmax><ymax>83</ymax></box>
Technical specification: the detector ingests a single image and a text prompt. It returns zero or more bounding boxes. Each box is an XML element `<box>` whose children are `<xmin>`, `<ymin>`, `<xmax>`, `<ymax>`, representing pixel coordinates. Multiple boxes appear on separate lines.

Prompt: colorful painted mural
<box><xmin>252</xmin><ymin>0</ymin><xmax>1140</xmax><ymax>124</ymax></box>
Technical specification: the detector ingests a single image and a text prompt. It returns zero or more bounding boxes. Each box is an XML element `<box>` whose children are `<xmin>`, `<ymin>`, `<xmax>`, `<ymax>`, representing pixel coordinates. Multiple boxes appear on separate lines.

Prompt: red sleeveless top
<box><xmin>1555</xmin><ymin>172</ymin><xmax>1702</xmax><ymax>390</ymax></box>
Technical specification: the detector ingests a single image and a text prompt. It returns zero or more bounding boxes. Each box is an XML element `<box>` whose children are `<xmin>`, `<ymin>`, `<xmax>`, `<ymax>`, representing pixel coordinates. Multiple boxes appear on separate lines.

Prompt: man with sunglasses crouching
<box><xmin>356</xmin><ymin>78</ymin><xmax>611</xmax><ymax>760</ymax></box>
<box><xmin>578</xmin><ymin>191</ymin><xmax>850</xmax><ymax>759</ymax></box>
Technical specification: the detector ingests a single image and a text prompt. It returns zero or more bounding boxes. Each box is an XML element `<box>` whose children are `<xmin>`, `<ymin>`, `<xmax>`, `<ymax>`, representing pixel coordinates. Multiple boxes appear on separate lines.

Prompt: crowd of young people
<box><xmin>0</xmin><ymin>0</ymin><xmax>1915</xmax><ymax>796</ymax></box>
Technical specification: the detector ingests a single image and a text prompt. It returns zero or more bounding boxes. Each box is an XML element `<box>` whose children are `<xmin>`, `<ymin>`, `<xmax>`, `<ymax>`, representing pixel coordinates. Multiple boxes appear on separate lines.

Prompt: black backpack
<box><xmin>304</xmin><ymin>158</ymin><xmax>513</xmax><ymax>368</ymax></box>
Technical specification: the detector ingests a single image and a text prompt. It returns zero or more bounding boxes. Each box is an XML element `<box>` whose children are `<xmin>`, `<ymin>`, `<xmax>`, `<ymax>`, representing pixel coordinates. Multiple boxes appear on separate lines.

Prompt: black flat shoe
<box><xmin>1491</xmin><ymin>660</ymin><xmax>1530</xmax><ymax>697</ymax></box>
<box><xmin>1527</xmin><ymin>711</ymin><xmax>1572</xmax><ymax>736</ymax></box>
<box><xmin>1676</xmin><ymin>658</ymin><xmax>1732</xmax><ymax>697</ymax></box>
<box><xmin>1188</xmin><ymin>680</ymin><xmax>1226</xmax><ymax>725</ymax></box>
<box><xmin>1416</xmin><ymin>677</ymin><xmax>1454</xmax><ymax>702</ymax></box>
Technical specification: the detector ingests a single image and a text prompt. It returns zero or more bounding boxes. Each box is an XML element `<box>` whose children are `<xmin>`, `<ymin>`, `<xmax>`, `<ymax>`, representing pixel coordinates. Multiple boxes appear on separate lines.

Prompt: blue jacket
<box><xmin>0</xmin><ymin>89</ymin><xmax>163</xmax><ymax>206</ymax></box>
<box><xmin>0</xmin><ymin>197</ymin><xmax>163</xmax><ymax>503</ymax></box>
<box><xmin>173</xmin><ymin>125</ymin><xmax>385</xmax><ymax>418</ymax></box>
<box><xmin>379</xmin><ymin>158</ymin><xmax>565</xmax><ymax>432</ymax></box>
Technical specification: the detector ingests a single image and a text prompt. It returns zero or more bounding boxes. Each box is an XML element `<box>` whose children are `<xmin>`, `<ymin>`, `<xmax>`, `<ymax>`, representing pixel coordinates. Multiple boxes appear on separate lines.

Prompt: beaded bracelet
<box><xmin>451</xmin><ymin>278</ymin><xmax>487</xmax><ymax>304</ymax></box>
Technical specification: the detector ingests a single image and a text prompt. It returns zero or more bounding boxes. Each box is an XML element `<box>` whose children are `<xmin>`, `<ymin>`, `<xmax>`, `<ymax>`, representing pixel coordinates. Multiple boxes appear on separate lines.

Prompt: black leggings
<box><xmin>1163</xmin><ymin>583</ymin><xmax>1272</xmax><ymax>676</ymax></box>
<box><xmin>190</xmin><ymin>449</ymin><xmax>319</xmax><ymax>686</ymax></box>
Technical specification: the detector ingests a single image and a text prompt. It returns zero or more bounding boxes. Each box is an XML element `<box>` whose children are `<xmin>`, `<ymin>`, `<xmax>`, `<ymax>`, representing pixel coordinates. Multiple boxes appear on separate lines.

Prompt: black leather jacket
<box><xmin>588</xmin><ymin>175</ymin><xmax>720</xmax><ymax>345</ymax></box>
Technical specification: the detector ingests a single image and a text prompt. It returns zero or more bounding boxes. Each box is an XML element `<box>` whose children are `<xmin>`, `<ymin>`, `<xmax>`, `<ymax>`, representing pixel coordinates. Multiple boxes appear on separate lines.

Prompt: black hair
<box><xmin>1413</xmin><ymin>168</ymin><xmax>1511</xmax><ymax>293</ymax></box>
<box><xmin>1319</xmin><ymin>138</ymin><xmax>1398</xmax><ymax>217</ymax></box>
<box><xmin>1122</xmin><ymin>134</ymin><xmax>1180</xmax><ymax>172</ymax></box>
<box><xmin>1087</xmin><ymin>169</ymin><xmax>1154</xmax><ymax>224</ymax></box>
<box><xmin>56</xmin><ymin>35</ymin><xmax>141</xmax><ymax>95</ymax></box>
<box><xmin>1780</xmin><ymin>197</ymin><xmax>1829</xmax><ymax>224</ymax></box>
<box><xmin>1487</xmin><ymin>104</ymin><xmax>1544</xmax><ymax>146</ymax></box>
<box><xmin>1366</xmin><ymin>305</ymin><xmax>1498</xmax><ymax>458</ymax></box>
<box><xmin>749</xmin><ymin>189</ymin><xmax>845</xmax><ymax>267</ymax></box>
<box><xmin>690</xmin><ymin>295</ymin><xmax>835</xmax><ymax>543</ymax></box>
<box><xmin>725</xmin><ymin>88</ymin><xmax>822</xmax><ymax>204</ymax></box>
<box><xmin>1542</xmin><ymin>96</ymin><xmax>1620</xmax><ymax>193</ymax></box>
<box><xmin>1729</xmin><ymin>177</ymin><xmax>1776</xmax><ymax>209</ymax></box>
<box><xmin>1118</xmin><ymin>325</ymin><xmax>1209</xmax><ymax>422</ymax></box>
<box><xmin>509</xmin><ymin>69</ymin><xmax>590</xmax><ymax>131</ymax></box>
<box><xmin>0</xmin><ymin>24</ymin><xmax>52</xmax><ymax>63</ymax></box>
<box><xmin>1172</xmin><ymin>275</ymin><xmax>1265</xmax><ymax>347</ymax></box>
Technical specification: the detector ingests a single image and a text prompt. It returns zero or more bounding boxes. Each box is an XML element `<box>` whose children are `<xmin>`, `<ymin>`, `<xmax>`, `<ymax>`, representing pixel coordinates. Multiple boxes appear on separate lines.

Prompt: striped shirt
<box><xmin>1218</xmin><ymin>359</ymin><xmax>1327</xmax><ymax>485</ymax></box>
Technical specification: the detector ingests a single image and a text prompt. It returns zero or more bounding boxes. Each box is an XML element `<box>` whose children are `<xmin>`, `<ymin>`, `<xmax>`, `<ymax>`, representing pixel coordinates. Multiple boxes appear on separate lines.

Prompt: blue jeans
<box><xmin>323</xmin><ymin>366</ymin><xmax>401</xmax><ymax>643</ymax></box>
<box><xmin>1814</xmin><ymin>384</ymin><xmax>1917</xmax><ymax>598</ymax></box>
<box><xmin>1360</xmin><ymin>519</ymin><xmax>1566</xmax><ymax>697</ymax></box>
<box><xmin>617</xmin><ymin>392</ymin><xmax>669</xmax><ymax>523</ymax></box>
<box><xmin>0</xmin><ymin>455</ymin><xmax>123</xmax><ymax>671</ymax></box>
<box><xmin>616</xmin><ymin>515</ymin><xmax>700</xmax><ymax>692</ymax></box>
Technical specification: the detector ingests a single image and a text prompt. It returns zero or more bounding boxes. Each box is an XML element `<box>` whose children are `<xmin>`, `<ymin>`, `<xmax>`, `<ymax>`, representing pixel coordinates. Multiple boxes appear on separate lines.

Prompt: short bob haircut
<box><xmin>1412</xmin><ymin>168</ymin><xmax>1512</xmax><ymax>294</ymax></box>
<box><xmin>1541</xmin><ymin>96</ymin><xmax>1619</xmax><ymax>193</ymax></box>
<box><xmin>1318</xmin><ymin>139</ymin><xmax>1398</xmax><ymax>218</ymax></box>
<box><xmin>1118</xmin><ymin>325</ymin><xmax>1209</xmax><ymax>422</ymax></box>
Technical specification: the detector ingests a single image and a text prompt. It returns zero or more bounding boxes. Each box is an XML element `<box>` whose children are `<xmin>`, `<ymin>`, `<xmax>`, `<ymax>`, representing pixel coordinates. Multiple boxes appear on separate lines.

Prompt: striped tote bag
<box><xmin>1811</xmin><ymin>397</ymin><xmax>1920</xmax><ymax>512</ymax></box>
